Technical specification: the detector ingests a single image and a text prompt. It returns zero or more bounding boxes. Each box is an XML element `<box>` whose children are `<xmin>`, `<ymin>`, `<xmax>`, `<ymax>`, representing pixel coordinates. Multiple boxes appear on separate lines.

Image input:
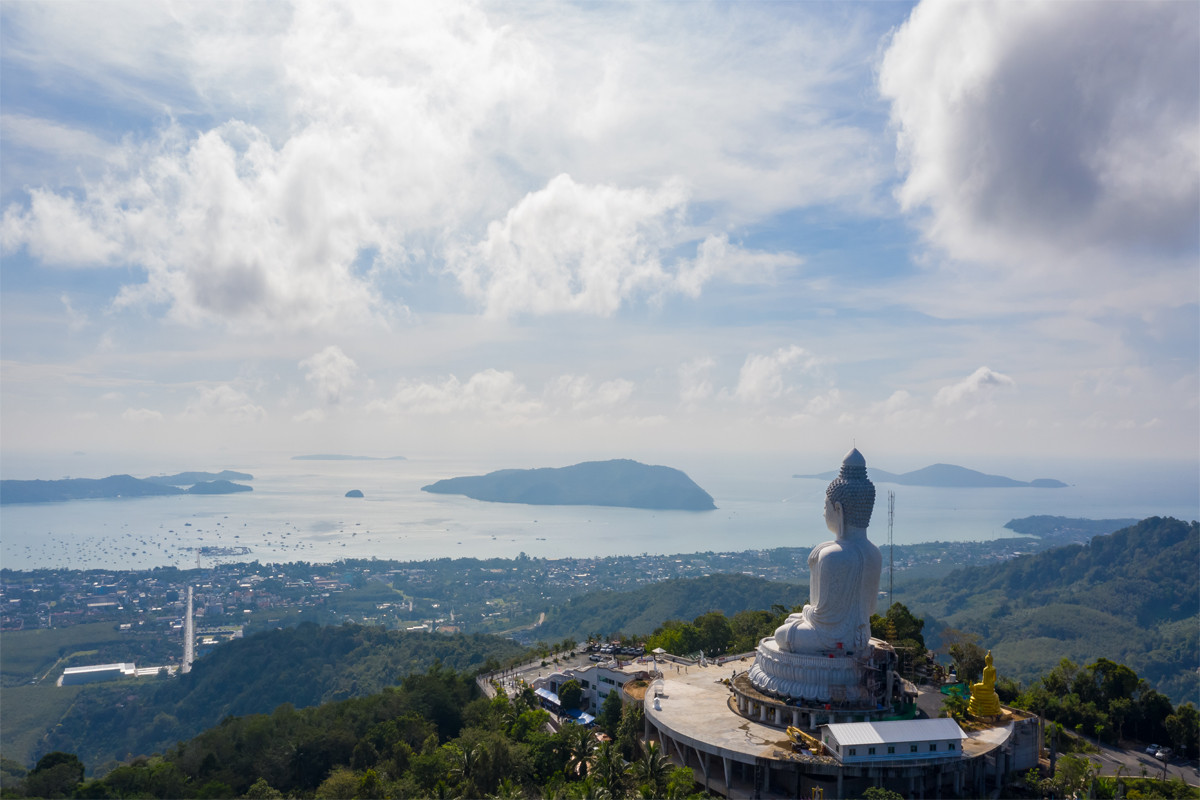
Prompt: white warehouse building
<box><xmin>822</xmin><ymin>718</ymin><xmax>966</xmax><ymax>764</ymax></box>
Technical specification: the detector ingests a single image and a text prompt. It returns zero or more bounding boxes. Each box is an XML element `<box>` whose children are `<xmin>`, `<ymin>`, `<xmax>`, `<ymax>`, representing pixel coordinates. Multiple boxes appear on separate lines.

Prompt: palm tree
<box><xmin>564</xmin><ymin>724</ymin><xmax>596</xmax><ymax>779</ymax></box>
<box><xmin>447</xmin><ymin>742</ymin><xmax>483</xmax><ymax>796</ymax></box>
<box><xmin>629</xmin><ymin>741</ymin><xmax>670</xmax><ymax>797</ymax></box>
<box><xmin>488</xmin><ymin>777</ymin><xmax>525</xmax><ymax>800</ymax></box>
<box><xmin>591</xmin><ymin>739</ymin><xmax>630</xmax><ymax>800</ymax></box>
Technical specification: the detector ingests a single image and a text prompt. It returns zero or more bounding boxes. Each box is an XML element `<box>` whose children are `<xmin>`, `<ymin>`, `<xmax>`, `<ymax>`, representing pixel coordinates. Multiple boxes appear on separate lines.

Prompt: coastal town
<box><xmin>2</xmin><ymin>529</ymin><xmax>1080</xmax><ymax>679</ymax></box>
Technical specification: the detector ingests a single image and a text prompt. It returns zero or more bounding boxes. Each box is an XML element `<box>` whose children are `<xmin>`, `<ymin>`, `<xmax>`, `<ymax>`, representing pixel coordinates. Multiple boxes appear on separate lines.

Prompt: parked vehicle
<box><xmin>1145</xmin><ymin>744</ymin><xmax>1161</xmax><ymax>755</ymax></box>
<box><xmin>1155</xmin><ymin>747</ymin><xmax>1172</xmax><ymax>762</ymax></box>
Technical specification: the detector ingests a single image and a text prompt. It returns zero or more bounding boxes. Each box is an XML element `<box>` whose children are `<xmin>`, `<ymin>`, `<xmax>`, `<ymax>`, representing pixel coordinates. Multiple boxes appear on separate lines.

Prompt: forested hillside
<box><xmin>34</xmin><ymin>624</ymin><xmax>526</xmax><ymax>772</ymax></box>
<box><xmin>536</xmin><ymin>573</ymin><xmax>804</xmax><ymax>643</ymax></box>
<box><xmin>898</xmin><ymin>517</ymin><xmax>1198</xmax><ymax>703</ymax></box>
<box><xmin>3</xmin><ymin>666</ymin><xmax>703</xmax><ymax>800</ymax></box>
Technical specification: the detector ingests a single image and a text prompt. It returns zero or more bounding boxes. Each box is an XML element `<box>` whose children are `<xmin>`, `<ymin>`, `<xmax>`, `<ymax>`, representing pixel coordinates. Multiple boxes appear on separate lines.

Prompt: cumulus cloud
<box><xmin>183</xmin><ymin>384</ymin><xmax>266</xmax><ymax>422</ymax></box>
<box><xmin>732</xmin><ymin>345</ymin><xmax>817</xmax><ymax>403</ymax></box>
<box><xmin>449</xmin><ymin>174</ymin><xmax>690</xmax><ymax>317</ymax></box>
<box><xmin>880</xmin><ymin>1</ymin><xmax>1199</xmax><ymax>274</ymax></box>
<box><xmin>934</xmin><ymin>366</ymin><xmax>1016</xmax><ymax>409</ymax></box>
<box><xmin>674</xmin><ymin>235</ymin><xmax>802</xmax><ymax>299</ymax></box>
<box><xmin>450</xmin><ymin>176</ymin><xmax>806</xmax><ymax>316</ymax></box>
<box><xmin>373</xmin><ymin>369</ymin><xmax>542</xmax><ymax>418</ymax></box>
<box><xmin>121</xmin><ymin>407</ymin><xmax>162</xmax><ymax>423</ymax></box>
<box><xmin>299</xmin><ymin>345</ymin><xmax>358</xmax><ymax>406</ymax></box>
<box><xmin>1</xmin><ymin>2</ymin><xmax>887</xmax><ymax>328</ymax></box>
<box><xmin>545</xmin><ymin>374</ymin><xmax>635</xmax><ymax>412</ymax></box>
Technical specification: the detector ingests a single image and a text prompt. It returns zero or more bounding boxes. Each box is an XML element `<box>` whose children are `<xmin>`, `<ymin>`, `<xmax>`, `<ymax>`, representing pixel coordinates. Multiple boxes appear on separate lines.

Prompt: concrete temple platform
<box><xmin>643</xmin><ymin>662</ymin><xmax>1040</xmax><ymax>799</ymax></box>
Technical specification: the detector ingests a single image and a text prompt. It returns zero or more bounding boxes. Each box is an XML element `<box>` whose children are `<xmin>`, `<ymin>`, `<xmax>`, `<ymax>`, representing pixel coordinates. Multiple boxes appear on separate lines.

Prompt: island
<box><xmin>145</xmin><ymin>470</ymin><xmax>253</xmax><ymax>485</ymax></box>
<box><xmin>292</xmin><ymin>455</ymin><xmax>406</xmax><ymax>461</ymax></box>
<box><xmin>1</xmin><ymin>473</ymin><xmax>254</xmax><ymax>504</ymax></box>
<box><xmin>1</xmin><ymin>475</ymin><xmax>184</xmax><ymax>505</ymax></box>
<box><xmin>345</xmin><ymin>490</ymin><xmax>365</xmax><ymax>498</ymax></box>
<box><xmin>185</xmin><ymin>480</ymin><xmax>253</xmax><ymax>495</ymax></box>
<box><xmin>794</xmin><ymin>462</ymin><xmax>1066</xmax><ymax>488</ymax></box>
<box><xmin>421</xmin><ymin>459</ymin><xmax>716</xmax><ymax>511</ymax></box>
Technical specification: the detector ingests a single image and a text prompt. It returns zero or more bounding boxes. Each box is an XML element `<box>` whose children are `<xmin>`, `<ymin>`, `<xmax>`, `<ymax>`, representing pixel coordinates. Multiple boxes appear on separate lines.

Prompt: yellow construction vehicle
<box><xmin>786</xmin><ymin>726</ymin><xmax>825</xmax><ymax>755</ymax></box>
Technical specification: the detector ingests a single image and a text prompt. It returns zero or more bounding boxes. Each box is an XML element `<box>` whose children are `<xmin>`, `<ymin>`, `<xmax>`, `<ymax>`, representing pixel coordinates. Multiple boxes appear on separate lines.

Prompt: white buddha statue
<box><xmin>774</xmin><ymin>448</ymin><xmax>881</xmax><ymax>654</ymax></box>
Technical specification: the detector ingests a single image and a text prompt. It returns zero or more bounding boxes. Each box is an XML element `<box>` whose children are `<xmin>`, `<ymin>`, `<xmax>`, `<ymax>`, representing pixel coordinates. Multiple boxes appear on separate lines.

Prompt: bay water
<box><xmin>2</xmin><ymin>453</ymin><xmax>1196</xmax><ymax>571</ymax></box>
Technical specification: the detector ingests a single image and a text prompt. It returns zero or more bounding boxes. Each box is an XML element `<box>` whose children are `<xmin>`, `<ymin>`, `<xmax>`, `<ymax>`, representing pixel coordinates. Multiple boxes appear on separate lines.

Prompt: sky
<box><xmin>1</xmin><ymin>0</ymin><xmax>1197</xmax><ymax>475</ymax></box>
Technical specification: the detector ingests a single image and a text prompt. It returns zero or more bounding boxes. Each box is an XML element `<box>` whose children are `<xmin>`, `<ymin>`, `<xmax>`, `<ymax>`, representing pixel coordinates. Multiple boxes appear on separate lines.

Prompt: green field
<box><xmin>0</xmin><ymin>623</ymin><xmax>128</xmax><ymax>686</ymax></box>
<box><xmin>0</xmin><ymin>684</ymin><xmax>83</xmax><ymax>767</ymax></box>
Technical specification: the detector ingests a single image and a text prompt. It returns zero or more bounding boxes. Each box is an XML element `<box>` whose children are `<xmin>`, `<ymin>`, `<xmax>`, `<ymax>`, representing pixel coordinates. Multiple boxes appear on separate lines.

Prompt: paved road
<box><xmin>1080</xmin><ymin>736</ymin><xmax>1198</xmax><ymax>786</ymax></box>
<box><xmin>913</xmin><ymin>685</ymin><xmax>1198</xmax><ymax>788</ymax></box>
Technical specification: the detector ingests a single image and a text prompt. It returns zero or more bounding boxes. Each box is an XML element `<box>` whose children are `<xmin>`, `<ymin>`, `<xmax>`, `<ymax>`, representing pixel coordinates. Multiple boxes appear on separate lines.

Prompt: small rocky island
<box><xmin>421</xmin><ymin>459</ymin><xmax>716</xmax><ymax>511</ymax></box>
<box><xmin>345</xmin><ymin>489</ymin><xmax>364</xmax><ymax>498</ymax></box>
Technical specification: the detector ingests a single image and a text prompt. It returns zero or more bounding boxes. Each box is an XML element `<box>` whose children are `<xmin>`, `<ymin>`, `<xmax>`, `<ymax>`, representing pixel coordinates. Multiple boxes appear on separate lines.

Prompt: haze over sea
<box><xmin>2</xmin><ymin>452</ymin><xmax>1196</xmax><ymax>572</ymax></box>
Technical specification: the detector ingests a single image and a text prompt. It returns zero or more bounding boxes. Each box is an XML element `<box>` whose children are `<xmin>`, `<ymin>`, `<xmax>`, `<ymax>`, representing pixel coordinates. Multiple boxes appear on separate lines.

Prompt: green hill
<box><xmin>897</xmin><ymin>516</ymin><xmax>1198</xmax><ymax>703</ymax></box>
<box><xmin>537</xmin><ymin>573</ymin><xmax>803</xmax><ymax>642</ymax></box>
<box><xmin>30</xmin><ymin>623</ymin><xmax>526</xmax><ymax>771</ymax></box>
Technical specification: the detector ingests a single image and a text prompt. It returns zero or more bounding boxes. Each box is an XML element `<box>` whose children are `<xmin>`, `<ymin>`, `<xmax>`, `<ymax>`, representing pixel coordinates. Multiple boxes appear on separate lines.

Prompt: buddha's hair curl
<box><xmin>826</xmin><ymin>461</ymin><xmax>875</xmax><ymax>529</ymax></box>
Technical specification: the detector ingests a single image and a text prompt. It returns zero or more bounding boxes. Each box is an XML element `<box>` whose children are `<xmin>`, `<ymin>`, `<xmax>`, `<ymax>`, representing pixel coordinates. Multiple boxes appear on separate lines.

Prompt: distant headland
<box><xmin>0</xmin><ymin>473</ymin><xmax>254</xmax><ymax>505</ymax></box>
<box><xmin>421</xmin><ymin>459</ymin><xmax>717</xmax><ymax>511</ymax></box>
<box><xmin>145</xmin><ymin>470</ymin><xmax>254</xmax><ymax>485</ymax></box>
<box><xmin>292</xmin><ymin>454</ymin><xmax>407</xmax><ymax>461</ymax></box>
<box><xmin>794</xmin><ymin>462</ymin><xmax>1067</xmax><ymax>489</ymax></box>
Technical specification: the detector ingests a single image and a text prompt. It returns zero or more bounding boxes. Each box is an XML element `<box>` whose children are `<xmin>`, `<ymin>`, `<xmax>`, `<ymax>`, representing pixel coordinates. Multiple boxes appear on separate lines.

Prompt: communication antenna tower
<box><xmin>182</xmin><ymin>586</ymin><xmax>195</xmax><ymax>674</ymax></box>
<box><xmin>888</xmin><ymin>491</ymin><xmax>895</xmax><ymax>606</ymax></box>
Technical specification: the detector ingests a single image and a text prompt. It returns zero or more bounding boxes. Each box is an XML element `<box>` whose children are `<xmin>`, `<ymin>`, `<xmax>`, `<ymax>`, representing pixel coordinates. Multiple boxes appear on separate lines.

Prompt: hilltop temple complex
<box><xmin>637</xmin><ymin>449</ymin><xmax>1041</xmax><ymax>798</ymax></box>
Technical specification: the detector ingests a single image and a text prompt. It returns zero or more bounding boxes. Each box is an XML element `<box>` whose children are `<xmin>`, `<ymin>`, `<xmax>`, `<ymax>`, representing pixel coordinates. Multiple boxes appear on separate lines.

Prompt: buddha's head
<box><xmin>825</xmin><ymin>448</ymin><xmax>875</xmax><ymax>531</ymax></box>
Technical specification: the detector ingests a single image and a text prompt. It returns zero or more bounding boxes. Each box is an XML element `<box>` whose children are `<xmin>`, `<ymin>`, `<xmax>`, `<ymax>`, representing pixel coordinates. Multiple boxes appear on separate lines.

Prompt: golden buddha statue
<box><xmin>967</xmin><ymin>650</ymin><xmax>1002</xmax><ymax>718</ymax></box>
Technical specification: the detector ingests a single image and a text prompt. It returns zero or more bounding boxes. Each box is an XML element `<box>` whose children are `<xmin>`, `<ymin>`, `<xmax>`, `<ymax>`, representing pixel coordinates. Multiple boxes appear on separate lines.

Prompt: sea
<box><xmin>1</xmin><ymin>452</ymin><xmax>1197</xmax><ymax>572</ymax></box>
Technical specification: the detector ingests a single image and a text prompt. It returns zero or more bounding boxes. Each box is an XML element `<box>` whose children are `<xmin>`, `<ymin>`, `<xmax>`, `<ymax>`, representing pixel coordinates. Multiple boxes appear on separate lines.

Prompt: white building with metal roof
<box><xmin>822</xmin><ymin>718</ymin><xmax>966</xmax><ymax>764</ymax></box>
<box><xmin>60</xmin><ymin>663</ymin><xmax>138</xmax><ymax>685</ymax></box>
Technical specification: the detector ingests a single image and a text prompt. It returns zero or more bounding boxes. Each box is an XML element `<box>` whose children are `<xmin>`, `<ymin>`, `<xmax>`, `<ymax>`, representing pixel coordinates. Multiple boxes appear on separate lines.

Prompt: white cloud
<box><xmin>674</xmin><ymin>235</ymin><xmax>802</xmax><ymax>299</ymax></box>
<box><xmin>299</xmin><ymin>345</ymin><xmax>357</xmax><ymax>406</ymax></box>
<box><xmin>1</xmin><ymin>2</ymin><xmax>890</xmax><ymax>329</ymax></box>
<box><xmin>1</xmin><ymin>189</ymin><xmax>122</xmax><ymax>266</ymax></box>
<box><xmin>122</xmin><ymin>407</ymin><xmax>163</xmax><ymax>423</ymax></box>
<box><xmin>373</xmin><ymin>369</ymin><xmax>542</xmax><ymax>418</ymax></box>
<box><xmin>293</xmin><ymin>408</ymin><xmax>325</xmax><ymax>424</ymax></box>
<box><xmin>449</xmin><ymin>174</ymin><xmax>692</xmax><ymax>317</ymax></box>
<box><xmin>60</xmin><ymin>294</ymin><xmax>88</xmax><ymax>332</ymax></box>
<box><xmin>678</xmin><ymin>357</ymin><xmax>716</xmax><ymax>406</ymax></box>
<box><xmin>1</xmin><ymin>113</ymin><xmax>115</xmax><ymax>161</ymax></box>
<box><xmin>880</xmin><ymin>1</ymin><xmax>1199</xmax><ymax>279</ymax></box>
<box><xmin>732</xmin><ymin>345</ymin><xmax>816</xmax><ymax>404</ymax></box>
<box><xmin>933</xmin><ymin>366</ymin><xmax>1015</xmax><ymax>410</ymax></box>
<box><xmin>546</xmin><ymin>374</ymin><xmax>635</xmax><ymax>412</ymax></box>
<box><xmin>803</xmin><ymin>388</ymin><xmax>842</xmax><ymax>416</ymax></box>
<box><xmin>183</xmin><ymin>384</ymin><xmax>266</xmax><ymax>422</ymax></box>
